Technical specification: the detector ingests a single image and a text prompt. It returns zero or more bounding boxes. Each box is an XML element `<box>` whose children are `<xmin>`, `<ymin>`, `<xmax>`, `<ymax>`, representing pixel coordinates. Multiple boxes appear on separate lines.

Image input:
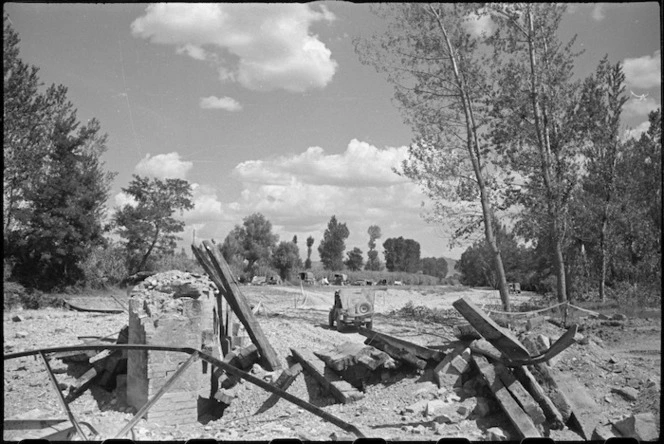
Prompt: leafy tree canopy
<box><xmin>221</xmin><ymin>212</ymin><xmax>279</xmax><ymax>276</ymax></box>
<box><xmin>318</xmin><ymin>215</ymin><xmax>349</xmax><ymax>270</ymax></box>
<box><xmin>344</xmin><ymin>247</ymin><xmax>364</xmax><ymax>271</ymax></box>
<box><xmin>114</xmin><ymin>175</ymin><xmax>193</xmax><ymax>274</ymax></box>
<box><xmin>272</xmin><ymin>240</ymin><xmax>301</xmax><ymax>280</ymax></box>
<box><xmin>383</xmin><ymin>237</ymin><xmax>421</xmax><ymax>273</ymax></box>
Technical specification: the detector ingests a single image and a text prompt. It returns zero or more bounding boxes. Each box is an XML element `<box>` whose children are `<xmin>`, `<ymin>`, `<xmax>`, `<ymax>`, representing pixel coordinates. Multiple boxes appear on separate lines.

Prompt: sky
<box><xmin>5</xmin><ymin>3</ymin><xmax>661</xmax><ymax>261</ymax></box>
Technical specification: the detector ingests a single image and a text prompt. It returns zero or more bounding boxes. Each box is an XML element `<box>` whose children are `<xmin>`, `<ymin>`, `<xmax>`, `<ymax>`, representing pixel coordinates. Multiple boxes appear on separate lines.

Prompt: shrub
<box><xmin>3</xmin><ymin>281</ymin><xmax>64</xmax><ymax>310</ymax></box>
<box><xmin>80</xmin><ymin>243</ymin><xmax>128</xmax><ymax>288</ymax></box>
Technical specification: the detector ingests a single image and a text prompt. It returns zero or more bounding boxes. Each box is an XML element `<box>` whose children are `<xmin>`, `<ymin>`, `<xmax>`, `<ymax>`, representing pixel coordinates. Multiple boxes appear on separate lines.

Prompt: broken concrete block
<box><xmin>486</xmin><ymin>427</ymin><xmax>508</xmax><ymax>441</ymax></box>
<box><xmin>612</xmin><ymin>386</ymin><xmax>638</xmax><ymax>401</ymax></box>
<box><xmin>535</xmin><ymin>334</ymin><xmax>551</xmax><ymax>351</ymax></box>
<box><xmin>526</xmin><ymin>316</ymin><xmax>545</xmax><ymax>331</ymax></box>
<box><xmin>433</xmin><ymin>346</ymin><xmax>470</xmax><ymax>388</ymax></box>
<box><xmin>591</xmin><ymin>423</ymin><xmax>616</xmax><ymax>440</ymax></box>
<box><xmin>432</xmin><ymin>413</ymin><xmax>454</xmax><ymax>424</ymax></box>
<box><xmin>11</xmin><ymin>315</ymin><xmax>24</xmax><ymax>322</ymax></box>
<box><xmin>613</xmin><ymin>413</ymin><xmax>659</xmax><ymax>441</ymax></box>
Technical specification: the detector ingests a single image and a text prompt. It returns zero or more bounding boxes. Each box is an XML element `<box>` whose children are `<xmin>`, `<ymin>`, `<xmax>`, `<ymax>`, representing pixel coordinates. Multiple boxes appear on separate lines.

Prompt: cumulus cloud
<box><xmin>234</xmin><ymin>139</ymin><xmax>410</xmax><ymax>188</ymax></box>
<box><xmin>624</xmin><ymin>96</ymin><xmax>660</xmax><ymax>117</ymax></box>
<box><xmin>591</xmin><ymin>4</ymin><xmax>606</xmax><ymax>21</ymax></box>
<box><xmin>623</xmin><ymin>51</ymin><xmax>661</xmax><ymax>89</ymax></box>
<box><xmin>114</xmin><ymin>191</ymin><xmax>138</xmax><ymax>208</ymax></box>
<box><xmin>624</xmin><ymin>120</ymin><xmax>652</xmax><ymax>141</ymax></box>
<box><xmin>131</xmin><ymin>3</ymin><xmax>337</xmax><ymax>93</ymax></box>
<box><xmin>184</xmin><ymin>183</ymin><xmax>224</xmax><ymax>223</ymax></box>
<box><xmin>135</xmin><ymin>152</ymin><xmax>193</xmax><ymax>180</ymax></box>
<box><xmin>200</xmin><ymin>95</ymin><xmax>242</xmax><ymax>111</ymax></box>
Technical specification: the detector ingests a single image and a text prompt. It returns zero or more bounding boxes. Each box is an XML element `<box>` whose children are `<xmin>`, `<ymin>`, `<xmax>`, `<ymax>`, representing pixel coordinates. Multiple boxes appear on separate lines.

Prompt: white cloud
<box><xmin>624</xmin><ymin>120</ymin><xmax>652</xmax><ymax>141</ymax></box>
<box><xmin>623</xmin><ymin>51</ymin><xmax>661</xmax><ymax>89</ymax></box>
<box><xmin>114</xmin><ymin>191</ymin><xmax>138</xmax><ymax>208</ymax></box>
<box><xmin>200</xmin><ymin>95</ymin><xmax>242</xmax><ymax>111</ymax></box>
<box><xmin>624</xmin><ymin>96</ymin><xmax>660</xmax><ymax>117</ymax></box>
<box><xmin>234</xmin><ymin>139</ymin><xmax>410</xmax><ymax>188</ymax></box>
<box><xmin>462</xmin><ymin>10</ymin><xmax>497</xmax><ymax>38</ymax></box>
<box><xmin>131</xmin><ymin>3</ymin><xmax>337</xmax><ymax>93</ymax></box>
<box><xmin>591</xmin><ymin>4</ymin><xmax>606</xmax><ymax>21</ymax></box>
<box><xmin>184</xmin><ymin>183</ymin><xmax>223</xmax><ymax>223</ymax></box>
<box><xmin>135</xmin><ymin>152</ymin><xmax>193</xmax><ymax>180</ymax></box>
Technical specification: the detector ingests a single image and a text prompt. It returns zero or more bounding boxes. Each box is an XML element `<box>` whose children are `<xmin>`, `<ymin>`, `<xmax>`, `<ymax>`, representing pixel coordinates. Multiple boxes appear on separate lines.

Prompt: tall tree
<box><xmin>487</xmin><ymin>4</ymin><xmax>583</xmax><ymax>303</ymax></box>
<box><xmin>421</xmin><ymin>257</ymin><xmax>448</xmax><ymax>280</ymax></box>
<box><xmin>383</xmin><ymin>237</ymin><xmax>421</xmax><ymax>273</ymax></box>
<box><xmin>365</xmin><ymin>225</ymin><xmax>383</xmax><ymax>271</ymax></box>
<box><xmin>355</xmin><ymin>4</ymin><xmax>512</xmax><ymax>309</ymax></box>
<box><xmin>221</xmin><ymin>212</ymin><xmax>279</xmax><ymax>275</ymax></box>
<box><xmin>305</xmin><ymin>235</ymin><xmax>314</xmax><ymax>269</ymax></box>
<box><xmin>318</xmin><ymin>215</ymin><xmax>349</xmax><ymax>270</ymax></box>
<box><xmin>574</xmin><ymin>56</ymin><xmax>628</xmax><ymax>301</ymax></box>
<box><xmin>273</xmin><ymin>240</ymin><xmax>301</xmax><ymax>281</ymax></box>
<box><xmin>9</xmin><ymin>115</ymin><xmax>114</xmax><ymax>289</ymax></box>
<box><xmin>344</xmin><ymin>247</ymin><xmax>364</xmax><ymax>271</ymax></box>
<box><xmin>114</xmin><ymin>175</ymin><xmax>193</xmax><ymax>274</ymax></box>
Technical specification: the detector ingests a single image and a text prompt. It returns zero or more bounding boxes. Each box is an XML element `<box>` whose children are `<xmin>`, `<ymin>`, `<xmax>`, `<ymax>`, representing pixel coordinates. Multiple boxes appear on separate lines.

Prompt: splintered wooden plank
<box><xmin>357</xmin><ymin>327</ymin><xmax>443</xmax><ymax>362</ymax></box>
<box><xmin>472</xmin><ymin>354</ymin><xmax>541</xmax><ymax>439</ymax></box>
<box><xmin>290</xmin><ymin>348</ymin><xmax>363</xmax><ymax>404</ymax></box>
<box><xmin>494</xmin><ymin>363</ymin><xmax>546</xmax><ymax>425</ymax></box>
<box><xmin>194</xmin><ymin>241</ymin><xmax>281</xmax><ymax>371</ymax></box>
<box><xmin>453</xmin><ymin>297</ymin><xmax>531</xmax><ymax>361</ymax></box>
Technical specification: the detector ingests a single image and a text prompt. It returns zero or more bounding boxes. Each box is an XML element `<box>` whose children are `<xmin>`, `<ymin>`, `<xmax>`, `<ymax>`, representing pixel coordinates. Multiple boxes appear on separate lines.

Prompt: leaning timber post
<box><xmin>199</xmin><ymin>240</ymin><xmax>282</xmax><ymax>371</ymax></box>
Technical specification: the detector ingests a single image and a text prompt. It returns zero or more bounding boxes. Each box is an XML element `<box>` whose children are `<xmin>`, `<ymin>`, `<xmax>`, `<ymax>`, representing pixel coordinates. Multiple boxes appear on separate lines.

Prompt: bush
<box><xmin>3</xmin><ymin>281</ymin><xmax>64</xmax><ymax>310</ymax></box>
<box><xmin>80</xmin><ymin>243</ymin><xmax>128</xmax><ymax>288</ymax></box>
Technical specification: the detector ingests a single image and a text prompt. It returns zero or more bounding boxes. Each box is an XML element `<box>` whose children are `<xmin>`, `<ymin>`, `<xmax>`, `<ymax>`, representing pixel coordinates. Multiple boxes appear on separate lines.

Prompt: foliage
<box><xmin>420</xmin><ymin>257</ymin><xmax>448</xmax><ymax>280</ymax></box>
<box><xmin>152</xmin><ymin>248</ymin><xmax>203</xmax><ymax>274</ymax></box>
<box><xmin>4</xmin><ymin>14</ymin><xmax>115</xmax><ymax>291</ymax></box>
<box><xmin>318</xmin><ymin>215</ymin><xmax>350</xmax><ymax>270</ymax></box>
<box><xmin>305</xmin><ymin>235</ymin><xmax>314</xmax><ymax>269</ymax></box>
<box><xmin>344</xmin><ymin>247</ymin><xmax>364</xmax><ymax>271</ymax></box>
<box><xmin>383</xmin><ymin>237</ymin><xmax>421</xmax><ymax>273</ymax></box>
<box><xmin>220</xmin><ymin>213</ymin><xmax>279</xmax><ymax>277</ymax></box>
<box><xmin>487</xmin><ymin>4</ymin><xmax>584</xmax><ymax>303</ymax></box>
<box><xmin>79</xmin><ymin>241</ymin><xmax>127</xmax><ymax>288</ymax></box>
<box><xmin>114</xmin><ymin>175</ymin><xmax>193</xmax><ymax>274</ymax></box>
<box><xmin>3</xmin><ymin>281</ymin><xmax>64</xmax><ymax>310</ymax></box>
<box><xmin>365</xmin><ymin>225</ymin><xmax>383</xmax><ymax>270</ymax></box>
<box><xmin>272</xmin><ymin>240</ymin><xmax>302</xmax><ymax>280</ymax></box>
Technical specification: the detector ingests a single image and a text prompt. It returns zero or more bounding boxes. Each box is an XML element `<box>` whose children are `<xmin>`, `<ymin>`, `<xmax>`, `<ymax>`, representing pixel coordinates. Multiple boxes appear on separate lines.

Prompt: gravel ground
<box><xmin>3</xmin><ymin>284</ymin><xmax>660</xmax><ymax>441</ymax></box>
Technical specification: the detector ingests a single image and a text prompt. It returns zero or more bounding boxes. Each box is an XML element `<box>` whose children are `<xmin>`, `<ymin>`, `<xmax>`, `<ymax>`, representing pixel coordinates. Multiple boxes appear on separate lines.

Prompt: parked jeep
<box><xmin>328</xmin><ymin>289</ymin><xmax>375</xmax><ymax>332</ymax></box>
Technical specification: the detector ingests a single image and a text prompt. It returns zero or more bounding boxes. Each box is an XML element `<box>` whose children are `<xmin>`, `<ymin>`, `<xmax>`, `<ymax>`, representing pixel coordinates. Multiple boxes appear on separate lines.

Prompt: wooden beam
<box><xmin>494</xmin><ymin>363</ymin><xmax>546</xmax><ymax>425</ymax></box>
<box><xmin>363</xmin><ymin>337</ymin><xmax>427</xmax><ymax>369</ymax></box>
<box><xmin>472</xmin><ymin>354</ymin><xmax>541</xmax><ymax>439</ymax></box>
<box><xmin>194</xmin><ymin>241</ymin><xmax>281</xmax><ymax>371</ymax></box>
<box><xmin>290</xmin><ymin>348</ymin><xmax>364</xmax><ymax>404</ymax></box>
<box><xmin>512</xmin><ymin>365</ymin><xmax>564</xmax><ymax>429</ymax></box>
<box><xmin>254</xmin><ymin>363</ymin><xmax>303</xmax><ymax>414</ymax></box>
<box><xmin>357</xmin><ymin>327</ymin><xmax>443</xmax><ymax>362</ymax></box>
<box><xmin>453</xmin><ymin>297</ymin><xmax>531</xmax><ymax>361</ymax></box>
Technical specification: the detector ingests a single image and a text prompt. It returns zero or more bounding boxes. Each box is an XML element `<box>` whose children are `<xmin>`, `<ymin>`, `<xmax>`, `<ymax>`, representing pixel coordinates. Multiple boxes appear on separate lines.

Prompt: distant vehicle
<box><xmin>394</xmin><ymin>280</ymin><xmax>404</xmax><ymax>286</ymax></box>
<box><xmin>508</xmin><ymin>282</ymin><xmax>521</xmax><ymax>294</ymax></box>
<box><xmin>250</xmin><ymin>276</ymin><xmax>267</xmax><ymax>286</ymax></box>
<box><xmin>267</xmin><ymin>275</ymin><xmax>282</xmax><ymax>285</ymax></box>
<box><xmin>329</xmin><ymin>289</ymin><xmax>375</xmax><ymax>332</ymax></box>
<box><xmin>333</xmin><ymin>273</ymin><xmax>348</xmax><ymax>286</ymax></box>
<box><xmin>377</xmin><ymin>279</ymin><xmax>388</xmax><ymax>286</ymax></box>
<box><xmin>351</xmin><ymin>280</ymin><xmax>366</xmax><ymax>286</ymax></box>
<box><xmin>320</xmin><ymin>277</ymin><xmax>330</xmax><ymax>286</ymax></box>
<box><xmin>299</xmin><ymin>271</ymin><xmax>315</xmax><ymax>285</ymax></box>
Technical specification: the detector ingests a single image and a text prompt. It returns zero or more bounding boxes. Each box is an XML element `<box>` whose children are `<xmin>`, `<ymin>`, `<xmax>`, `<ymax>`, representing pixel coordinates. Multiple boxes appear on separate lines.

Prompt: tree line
<box><xmin>220</xmin><ymin>213</ymin><xmax>449</xmax><ymax>282</ymax></box>
<box><xmin>356</xmin><ymin>4</ymin><xmax>661</xmax><ymax>309</ymax></box>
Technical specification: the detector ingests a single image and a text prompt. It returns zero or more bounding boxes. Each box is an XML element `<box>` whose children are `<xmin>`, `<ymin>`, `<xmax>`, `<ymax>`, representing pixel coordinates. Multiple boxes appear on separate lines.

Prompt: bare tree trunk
<box><xmin>599</xmin><ymin>213</ymin><xmax>609</xmax><ymax>302</ymax></box>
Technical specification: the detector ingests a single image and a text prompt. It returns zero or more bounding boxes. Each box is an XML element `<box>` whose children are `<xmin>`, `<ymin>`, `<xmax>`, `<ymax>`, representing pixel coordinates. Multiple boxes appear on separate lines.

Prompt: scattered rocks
<box><xmin>612</xmin><ymin>386</ymin><xmax>639</xmax><ymax>401</ymax></box>
<box><xmin>12</xmin><ymin>315</ymin><xmax>25</xmax><ymax>322</ymax></box>
<box><xmin>15</xmin><ymin>331</ymin><xmax>28</xmax><ymax>338</ymax></box>
<box><xmin>613</xmin><ymin>412</ymin><xmax>659</xmax><ymax>441</ymax></box>
<box><xmin>486</xmin><ymin>426</ymin><xmax>508</xmax><ymax>441</ymax></box>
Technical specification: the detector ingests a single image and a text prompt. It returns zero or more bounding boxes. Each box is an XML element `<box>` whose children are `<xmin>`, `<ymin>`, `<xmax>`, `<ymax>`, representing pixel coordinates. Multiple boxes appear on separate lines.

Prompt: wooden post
<box><xmin>453</xmin><ymin>297</ymin><xmax>531</xmax><ymax>361</ymax></box>
<box><xmin>193</xmin><ymin>242</ymin><xmax>281</xmax><ymax>371</ymax></box>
